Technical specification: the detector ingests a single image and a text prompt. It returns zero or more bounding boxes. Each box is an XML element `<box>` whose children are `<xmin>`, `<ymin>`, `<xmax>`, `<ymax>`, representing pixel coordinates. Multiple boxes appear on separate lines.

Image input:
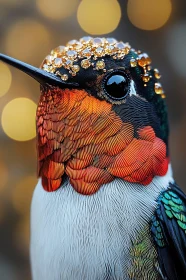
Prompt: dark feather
<box><xmin>151</xmin><ymin>182</ymin><xmax>186</xmax><ymax>280</ymax></box>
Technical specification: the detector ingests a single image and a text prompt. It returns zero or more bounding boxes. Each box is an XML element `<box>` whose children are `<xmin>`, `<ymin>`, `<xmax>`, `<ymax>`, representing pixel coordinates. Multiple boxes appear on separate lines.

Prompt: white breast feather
<box><xmin>30</xmin><ymin>164</ymin><xmax>173</xmax><ymax>280</ymax></box>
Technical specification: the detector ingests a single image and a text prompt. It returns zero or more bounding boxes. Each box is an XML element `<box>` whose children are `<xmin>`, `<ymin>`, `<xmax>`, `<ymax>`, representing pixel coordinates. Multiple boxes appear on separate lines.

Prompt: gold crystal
<box><xmin>61</xmin><ymin>74</ymin><xmax>68</xmax><ymax>81</ymax></box>
<box><xmin>75</xmin><ymin>42</ymin><xmax>83</xmax><ymax>50</ymax></box>
<box><xmin>67</xmin><ymin>40</ymin><xmax>78</xmax><ymax>46</ymax></box>
<box><xmin>154</xmin><ymin>69</ymin><xmax>161</xmax><ymax>79</ymax></box>
<box><xmin>147</xmin><ymin>66</ymin><xmax>152</xmax><ymax>71</ymax></box>
<box><xmin>54</xmin><ymin>58</ymin><xmax>63</xmax><ymax>67</ymax></box>
<box><xmin>43</xmin><ymin>64</ymin><xmax>50</xmax><ymax>72</ymax></box>
<box><xmin>105</xmin><ymin>45</ymin><xmax>115</xmax><ymax>55</ymax></box>
<box><xmin>82</xmin><ymin>48</ymin><xmax>92</xmax><ymax>58</ymax></box>
<box><xmin>81</xmin><ymin>59</ymin><xmax>91</xmax><ymax>69</ymax></box>
<box><xmin>123</xmin><ymin>45</ymin><xmax>130</xmax><ymax>55</ymax></box>
<box><xmin>106</xmin><ymin>38</ymin><xmax>117</xmax><ymax>45</ymax></box>
<box><xmin>154</xmin><ymin>83</ymin><xmax>164</xmax><ymax>94</ymax></box>
<box><xmin>115</xmin><ymin>42</ymin><xmax>126</xmax><ymax>50</ymax></box>
<box><xmin>40</xmin><ymin>37</ymin><xmax>140</xmax><ymax>79</ymax></box>
<box><xmin>130</xmin><ymin>59</ymin><xmax>137</xmax><ymax>67</ymax></box>
<box><xmin>65</xmin><ymin>60</ymin><xmax>73</xmax><ymax>69</ymax></box>
<box><xmin>95</xmin><ymin>47</ymin><xmax>104</xmax><ymax>57</ymax></box>
<box><xmin>45</xmin><ymin>55</ymin><xmax>54</xmax><ymax>65</ymax></box>
<box><xmin>142</xmin><ymin>74</ymin><xmax>150</xmax><ymax>82</ymax></box>
<box><xmin>80</xmin><ymin>36</ymin><xmax>92</xmax><ymax>44</ymax></box>
<box><xmin>138</xmin><ymin>53</ymin><xmax>152</xmax><ymax>67</ymax></box>
<box><xmin>92</xmin><ymin>37</ymin><xmax>104</xmax><ymax>46</ymax></box>
<box><xmin>96</xmin><ymin>60</ymin><xmax>105</xmax><ymax>70</ymax></box>
<box><xmin>71</xmin><ymin>65</ymin><xmax>80</xmax><ymax>73</ymax></box>
<box><xmin>67</xmin><ymin>50</ymin><xmax>77</xmax><ymax>59</ymax></box>
<box><xmin>52</xmin><ymin>46</ymin><xmax>66</xmax><ymax>55</ymax></box>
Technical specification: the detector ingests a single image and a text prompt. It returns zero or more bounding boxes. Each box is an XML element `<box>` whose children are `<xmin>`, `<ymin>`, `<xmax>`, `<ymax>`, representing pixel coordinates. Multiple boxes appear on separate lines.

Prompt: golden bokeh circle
<box><xmin>36</xmin><ymin>0</ymin><xmax>79</xmax><ymax>20</ymax></box>
<box><xmin>127</xmin><ymin>0</ymin><xmax>172</xmax><ymax>30</ymax></box>
<box><xmin>4</xmin><ymin>19</ymin><xmax>51</xmax><ymax>64</ymax></box>
<box><xmin>77</xmin><ymin>0</ymin><xmax>121</xmax><ymax>35</ymax></box>
<box><xmin>1</xmin><ymin>98</ymin><xmax>37</xmax><ymax>141</ymax></box>
<box><xmin>0</xmin><ymin>62</ymin><xmax>12</xmax><ymax>97</ymax></box>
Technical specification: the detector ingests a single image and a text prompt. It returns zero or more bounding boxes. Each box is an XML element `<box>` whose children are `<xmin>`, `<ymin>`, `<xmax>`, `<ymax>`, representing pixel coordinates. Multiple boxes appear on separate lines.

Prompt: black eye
<box><xmin>103</xmin><ymin>71</ymin><xmax>130</xmax><ymax>100</ymax></box>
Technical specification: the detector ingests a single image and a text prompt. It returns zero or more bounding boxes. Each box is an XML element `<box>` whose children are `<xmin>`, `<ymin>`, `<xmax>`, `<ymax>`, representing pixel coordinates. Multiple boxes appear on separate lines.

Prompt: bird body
<box><xmin>0</xmin><ymin>37</ymin><xmax>185</xmax><ymax>280</ymax></box>
<box><xmin>31</xmin><ymin>166</ymin><xmax>173</xmax><ymax>280</ymax></box>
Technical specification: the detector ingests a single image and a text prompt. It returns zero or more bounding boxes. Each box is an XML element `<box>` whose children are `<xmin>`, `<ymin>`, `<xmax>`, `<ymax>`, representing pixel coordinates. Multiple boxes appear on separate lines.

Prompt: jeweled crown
<box><xmin>40</xmin><ymin>36</ymin><xmax>165</xmax><ymax>98</ymax></box>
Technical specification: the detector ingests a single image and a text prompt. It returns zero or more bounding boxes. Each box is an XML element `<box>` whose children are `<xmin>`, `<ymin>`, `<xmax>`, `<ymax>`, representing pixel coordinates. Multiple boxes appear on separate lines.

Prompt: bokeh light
<box><xmin>1</xmin><ymin>98</ymin><xmax>37</xmax><ymax>141</ymax></box>
<box><xmin>0</xmin><ymin>62</ymin><xmax>12</xmax><ymax>97</ymax></box>
<box><xmin>36</xmin><ymin>0</ymin><xmax>79</xmax><ymax>20</ymax></box>
<box><xmin>0</xmin><ymin>161</ymin><xmax>8</xmax><ymax>193</ymax></box>
<box><xmin>127</xmin><ymin>0</ymin><xmax>172</xmax><ymax>30</ymax></box>
<box><xmin>4</xmin><ymin>19</ymin><xmax>51</xmax><ymax>64</ymax></box>
<box><xmin>77</xmin><ymin>0</ymin><xmax>121</xmax><ymax>35</ymax></box>
<box><xmin>12</xmin><ymin>175</ymin><xmax>37</xmax><ymax>215</ymax></box>
<box><xmin>166</xmin><ymin>21</ymin><xmax>186</xmax><ymax>77</ymax></box>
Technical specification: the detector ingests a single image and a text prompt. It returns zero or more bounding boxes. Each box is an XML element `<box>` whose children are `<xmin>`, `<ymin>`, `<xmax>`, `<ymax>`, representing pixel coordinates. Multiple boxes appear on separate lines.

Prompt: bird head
<box><xmin>0</xmin><ymin>37</ymin><xmax>169</xmax><ymax>195</ymax></box>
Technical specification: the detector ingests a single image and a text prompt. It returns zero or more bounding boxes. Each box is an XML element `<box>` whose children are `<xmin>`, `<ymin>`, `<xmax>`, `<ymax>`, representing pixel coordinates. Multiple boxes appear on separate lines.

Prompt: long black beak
<box><xmin>0</xmin><ymin>53</ymin><xmax>79</xmax><ymax>88</ymax></box>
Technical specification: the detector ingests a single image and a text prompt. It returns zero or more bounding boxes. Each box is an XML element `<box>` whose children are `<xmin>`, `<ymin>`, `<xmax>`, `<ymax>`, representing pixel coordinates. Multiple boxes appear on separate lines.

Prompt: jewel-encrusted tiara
<box><xmin>40</xmin><ymin>36</ymin><xmax>165</xmax><ymax>98</ymax></box>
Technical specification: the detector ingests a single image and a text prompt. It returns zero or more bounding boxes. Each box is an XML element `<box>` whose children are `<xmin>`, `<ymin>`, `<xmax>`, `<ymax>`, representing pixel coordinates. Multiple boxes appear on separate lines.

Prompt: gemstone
<box><xmin>147</xmin><ymin>66</ymin><xmax>152</xmax><ymax>71</ymax></box>
<box><xmin>61</xmin><ymin>74</ymin><xmax>68</xmax><ymax>81</ymax></box>
<box><xmin>80</xmin><ymin>36</ymin><xmax>92</xmax><ymax>44</ymax></box>
<box><xmin>75</xmin><ymin>42</ymin><xmax>83</xmax><ymax>50</ymax></box>
<box><xmin>142</xmin><ymin>74</ymin><xmax>150</xmax><ymax>82</ymax></box>
<box><xmin>95</xmin><ymin>47</ymin><xmax>104</xmax><ymax>57</ymax></box>
<box><xmin>43</xmin><ymin>64</ymin><xmax>50</xmax><ymax>72</ymax></box>
<box><xmin>96</xmin><ymin>60</ymin><xmax>105</xmax><ymax>70</ymax></box>
<box><xmin>65</xmin><ymin>60</ymin><xmax>73</xmax><ymax>69</ymax></box>
<box><xmin>123</xmin><ymin>44</ymin><xmax>131</xmax><ymax>54</ymax></box>
<box><xmin>52</xmin><ymin>45</ymin><xmax>66</xmax><ymax>55</ymax></box>
<box><xmin>45</xmin><ymin>55</ymin><xmax>54</xmax><ymax>65</ymax></box>
<box><xmin>154</xmin><ymin>83</ymin><xmax>164</xmax><ymax>94</ymax></box>
<box><xmin>105</xmin><ymin>45</ymin><xmax>115</xmax><ymax>54</ymax></box>
<box><xmin>54</xmin><ymin>58</ymin><xmax>63</xmax><ymax>67</ymax></box>
<box><xmin>138</xmin><ymin>53</ymin><xmax>151</xmax><ymax>67</ymax></box>
<box><xmin>106</xmin><ymin>38</ymin><xmax>117</xmax><ymax>45</ymax></box>
<box><xmin>71</xmin><ymin>65</ymin><xmax>80</xmax><ymax>73</ymax></box>
<box><xmin>82</xmin><ymin>48</ymin><xmax>92</xmax><ymax>58</ymax></box>
<box><xmin>67</xmin><ymin>40</ymin><xmax>78</xmax><ymax>46</ymax></box>
<box><xmin>115</xmin><ymin>42</ymin><xmax>126</xmax><ymax>50</ymax></box>
<box><xmin>154</xmin><ymin>69</ymin><xmax>161</xmax><ymax>79</ymax></box>
<box><xmin>81</xmin><ymin>59</ymin><xmax>91</xmax><ymax>69</ymax></box>
<box><xmin>67</xmin><ymin>50</ymin><xmax>77</xmax><ymax>59</ymax></box>
<box><xmin>92</xmin><ymin>37</ymin><xmax>104</xmax><ymax>46</ymax></box>
<box><xmin>130</xmin><ymin>59</ymin><xmax>137</xmax><ymax>67</ymax></box>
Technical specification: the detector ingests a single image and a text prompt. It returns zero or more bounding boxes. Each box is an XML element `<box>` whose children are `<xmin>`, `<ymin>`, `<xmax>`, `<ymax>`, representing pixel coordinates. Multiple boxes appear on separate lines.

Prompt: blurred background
<box><xmin>0</xmin><ymin>0</ymin><xmax>185</xmax><ymax>279</ymax></box>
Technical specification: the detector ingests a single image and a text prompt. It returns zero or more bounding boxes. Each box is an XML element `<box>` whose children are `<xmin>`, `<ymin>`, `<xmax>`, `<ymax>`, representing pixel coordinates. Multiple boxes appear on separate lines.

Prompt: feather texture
<box><xmin>151</xmin><ymin>183</ymin><xmax>186</xmax><ymax>279</ymax></box>
<box><xmin>31</xmin><ymin>165</ymin><xmax>173</xmax><ymax>280</ymax></box>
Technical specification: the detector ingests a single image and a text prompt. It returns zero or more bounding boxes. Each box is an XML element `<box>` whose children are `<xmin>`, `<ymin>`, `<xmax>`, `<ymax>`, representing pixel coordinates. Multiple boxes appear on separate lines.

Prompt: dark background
<box><xmin>0</xmin><ymin>0</ymin><xmax>185</xmax><ymax>279</ymax></box>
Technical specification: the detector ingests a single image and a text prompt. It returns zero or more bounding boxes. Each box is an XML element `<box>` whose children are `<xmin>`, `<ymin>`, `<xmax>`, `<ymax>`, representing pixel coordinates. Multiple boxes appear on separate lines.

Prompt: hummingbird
<box><xmin>0</xmin><ymin>37</ymin><xmax>185</xmax><ymax>280</ymax></box>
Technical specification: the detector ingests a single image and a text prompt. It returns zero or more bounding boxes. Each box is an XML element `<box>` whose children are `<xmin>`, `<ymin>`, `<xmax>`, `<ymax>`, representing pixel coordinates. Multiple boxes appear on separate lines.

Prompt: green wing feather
<box><xmin>151</xmin><ymin>183</ymin><xmax>186</xmax><ymax>280</ymax></box>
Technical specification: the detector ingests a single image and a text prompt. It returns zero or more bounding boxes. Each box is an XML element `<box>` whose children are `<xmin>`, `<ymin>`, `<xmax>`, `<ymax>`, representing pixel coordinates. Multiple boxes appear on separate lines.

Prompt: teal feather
<box><xmin>151</xmin><ymin>184</ymin><xmax>186</xmax><ymax>279</ymax></box>
<box><xmin>165</xmin><ymin>210</ymin><xmax>173</xmax><ymax>219</ymax></box>
<box><xmin>151</xmin><ymin>187</ymin><xmax>186</xmax><ymax>248</ymax></box>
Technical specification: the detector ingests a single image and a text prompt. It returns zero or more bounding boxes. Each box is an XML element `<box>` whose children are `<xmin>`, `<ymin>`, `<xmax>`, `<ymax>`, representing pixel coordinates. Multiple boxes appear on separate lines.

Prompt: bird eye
<box><xmin>103</xmin><ymin>71</ymin><xmax>130</xmax><ymax>100</ymax></box>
